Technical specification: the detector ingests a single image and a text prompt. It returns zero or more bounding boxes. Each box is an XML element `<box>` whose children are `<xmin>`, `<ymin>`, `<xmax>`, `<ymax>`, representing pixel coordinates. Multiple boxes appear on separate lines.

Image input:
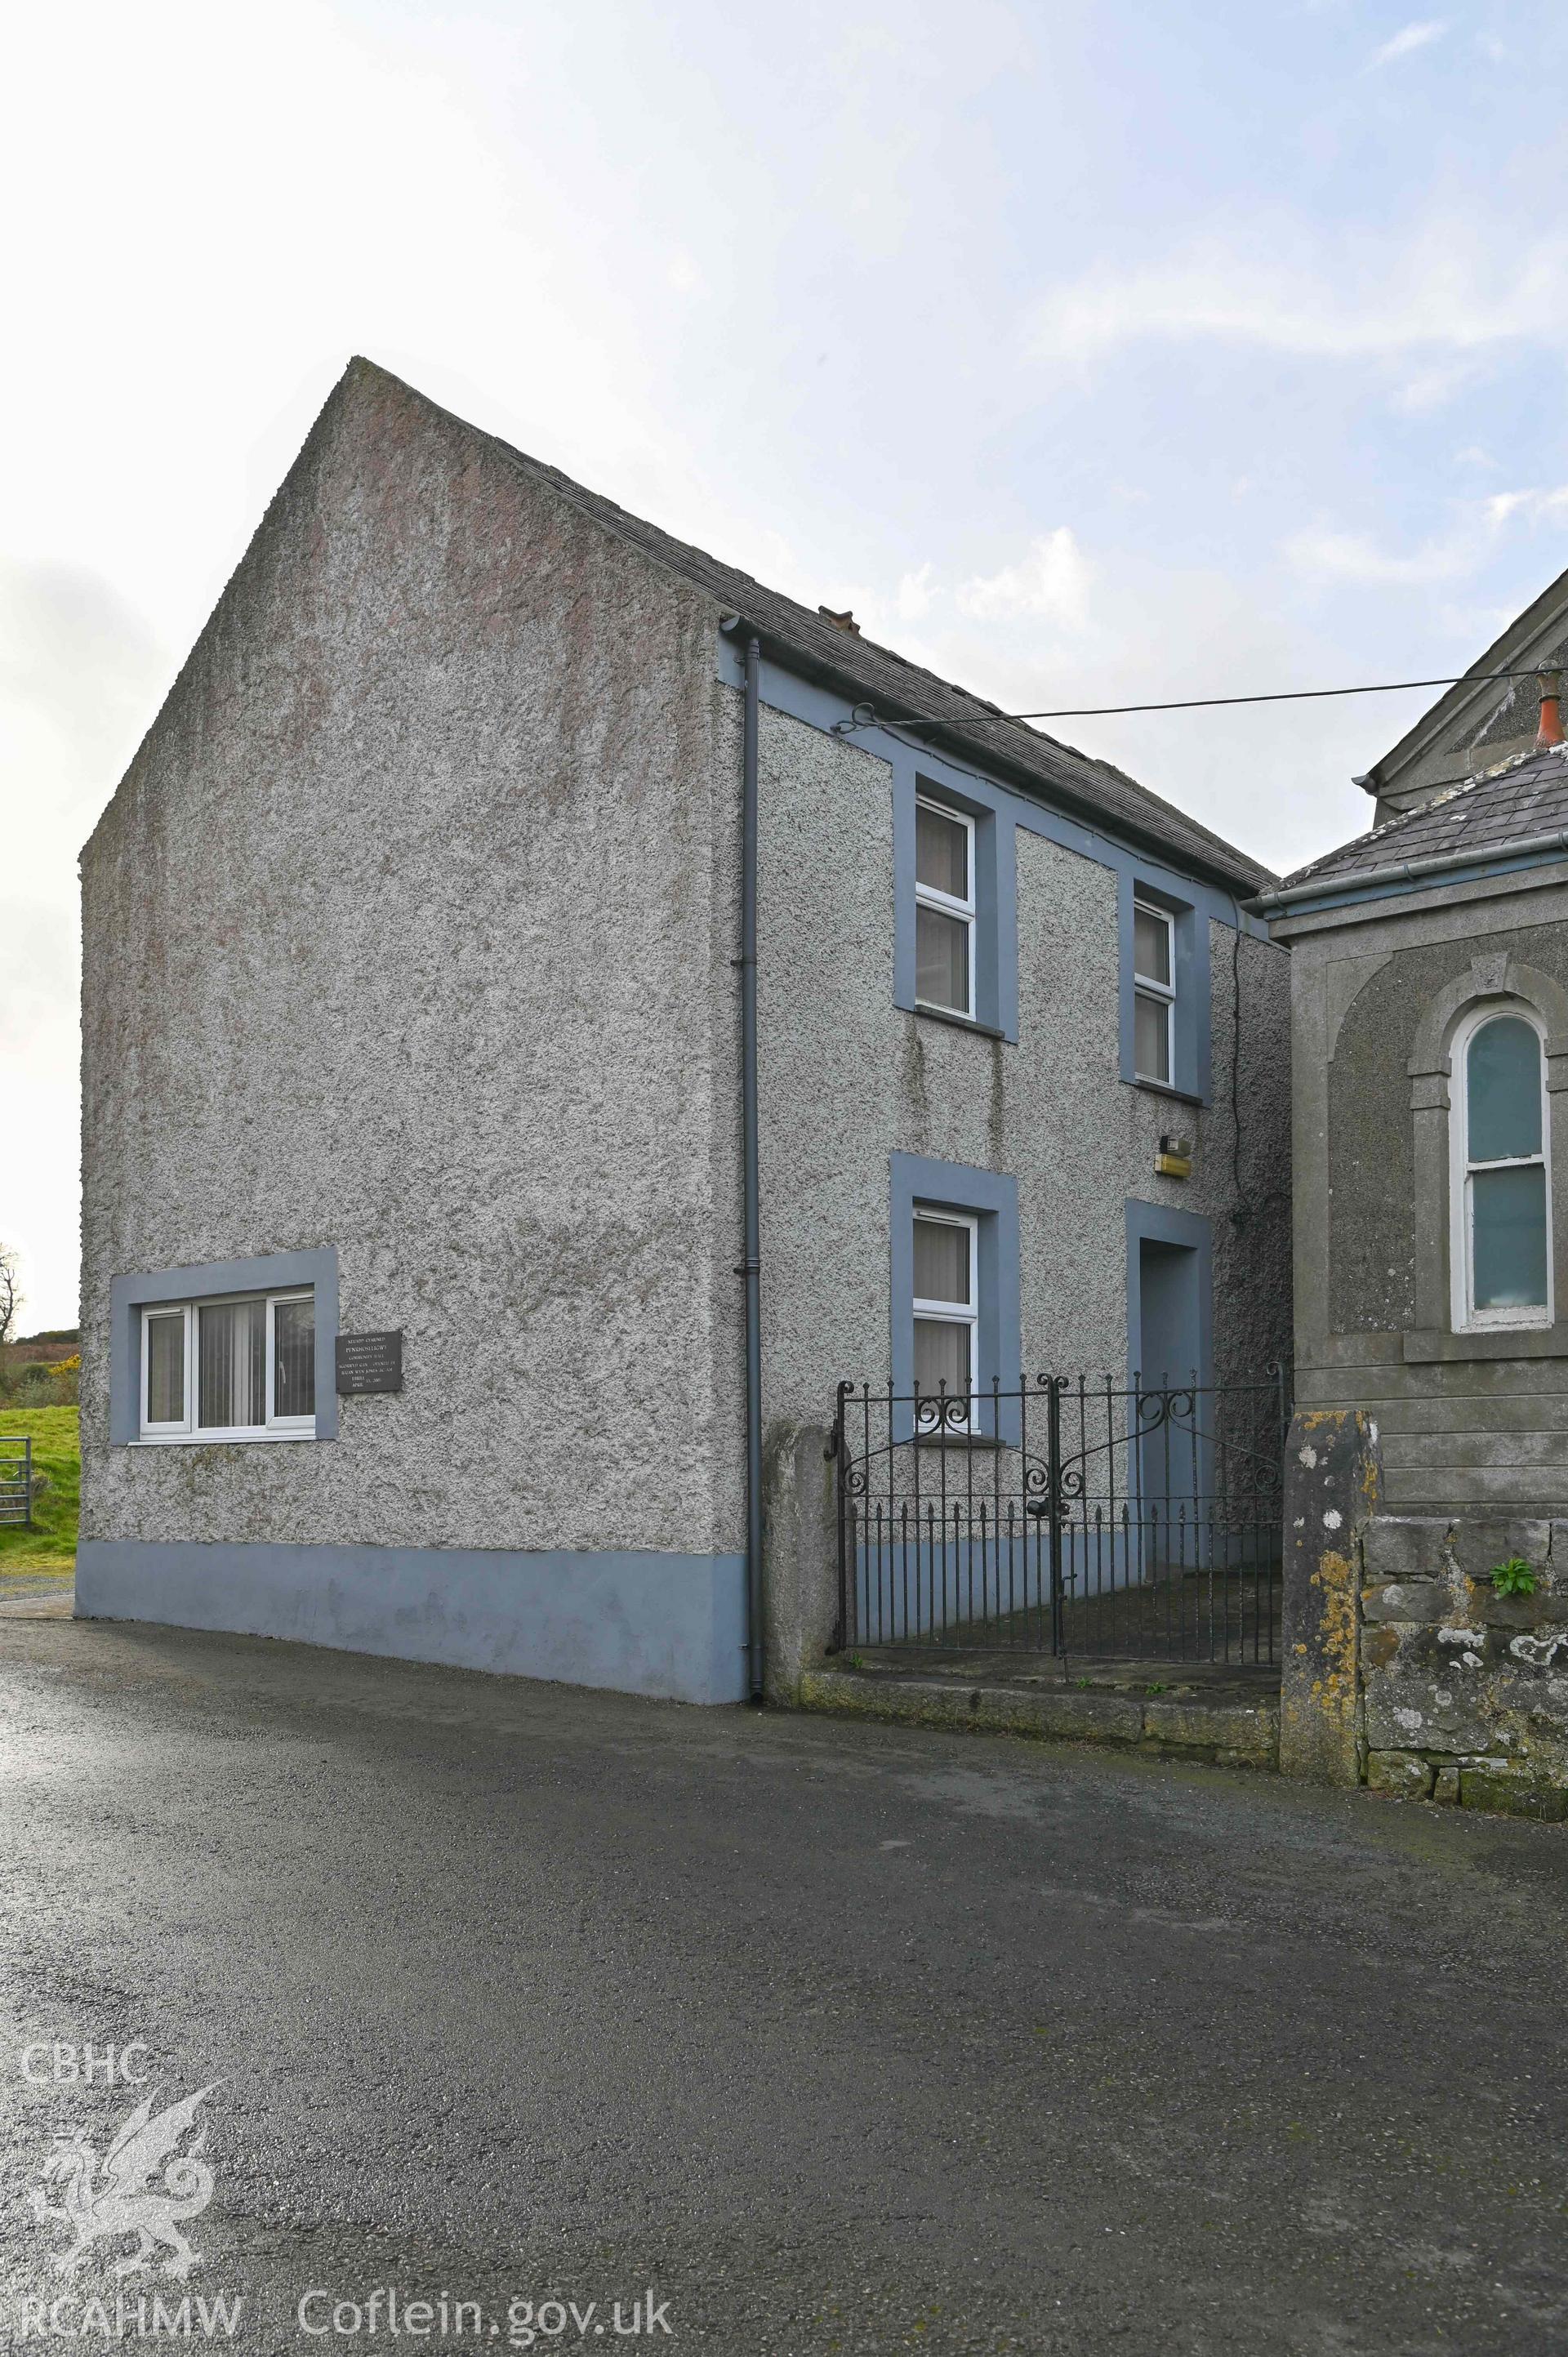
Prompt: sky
<box><xmin>7</xmin><ymin>0</ymin><xmax>1568</xmax><ymax>1331</ymax></box>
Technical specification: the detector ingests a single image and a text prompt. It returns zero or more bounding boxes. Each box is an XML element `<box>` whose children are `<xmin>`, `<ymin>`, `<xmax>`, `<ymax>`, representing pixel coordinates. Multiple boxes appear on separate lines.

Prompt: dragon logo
<box><xmin>30</xmin><ymin>2084</ymin><xmax>219</xmax><ymax>2279</ymax></box>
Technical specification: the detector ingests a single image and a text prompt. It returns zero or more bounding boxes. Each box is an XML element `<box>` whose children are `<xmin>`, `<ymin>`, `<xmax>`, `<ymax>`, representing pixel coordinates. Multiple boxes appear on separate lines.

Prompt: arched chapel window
<box><xmin>1454</xmin><ymin>1006</ymin><xmax>1551</xmax><ymax>1326</ymax></box>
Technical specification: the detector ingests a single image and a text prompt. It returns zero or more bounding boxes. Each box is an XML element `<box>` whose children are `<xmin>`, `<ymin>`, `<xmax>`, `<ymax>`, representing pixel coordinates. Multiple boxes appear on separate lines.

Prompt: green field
<box><xmin>0</xmin><ymin>1406</ymin><xmax>78</xmax><ymax>1576</ymax></box>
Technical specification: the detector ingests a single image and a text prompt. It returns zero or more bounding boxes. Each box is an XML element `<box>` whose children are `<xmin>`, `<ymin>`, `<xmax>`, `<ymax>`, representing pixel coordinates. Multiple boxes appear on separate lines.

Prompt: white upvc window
<box><xmin>1451</xmin><ymin>1005</ymin><xmax>1552</xmax><ymax>1332</ymax></box>
<box><xmin>915</xmin><ymin>798</ymin><xmax>976</xmax><ymax>1018</ymax></box>
<box><xmin>912</xmin><ymin>1208</ymin><xmax>978</xmax><ymax>1429</ymax></box>
<box><xmin>137</xmin><ymin>1290</ymin><xmax>318</xmax><ymax>1441</ymax></box>
<box><xmin>1132</xmin><ymin>895</ymin><xmax>1176</xmax><ymax>1085</ymax></box>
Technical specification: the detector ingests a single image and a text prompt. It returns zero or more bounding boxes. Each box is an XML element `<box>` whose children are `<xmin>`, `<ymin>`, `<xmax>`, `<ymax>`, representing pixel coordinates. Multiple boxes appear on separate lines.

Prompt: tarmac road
<box><xmin>0</xmin><ymin>1598</ymin><xmax>1563</xmax><ymax>2355</ymax></box>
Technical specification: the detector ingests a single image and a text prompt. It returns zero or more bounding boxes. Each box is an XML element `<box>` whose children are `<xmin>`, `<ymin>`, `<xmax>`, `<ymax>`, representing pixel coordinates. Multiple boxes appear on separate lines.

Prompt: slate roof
<box><xmin>403</xmin><ymin>364</ymin><xmax>1276</xmax><ymax>895</ymax></box>
<box><xmin>1275</xmin><ymin>741</ymin><xmax>1568</xmax><ymax>898</ymax></box>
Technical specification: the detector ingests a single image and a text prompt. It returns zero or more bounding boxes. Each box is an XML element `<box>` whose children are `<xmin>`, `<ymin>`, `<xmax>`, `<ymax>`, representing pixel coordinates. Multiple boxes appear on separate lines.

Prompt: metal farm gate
<box><xmin>832</xmin><ymin>1371</ymin><xmax>1289</xmax><ymax>1664</ymax></box>
<box><xmin>0</xmin><ymin>1436</ymin><xmax>32</xmax><ymax>1528</ymax></box>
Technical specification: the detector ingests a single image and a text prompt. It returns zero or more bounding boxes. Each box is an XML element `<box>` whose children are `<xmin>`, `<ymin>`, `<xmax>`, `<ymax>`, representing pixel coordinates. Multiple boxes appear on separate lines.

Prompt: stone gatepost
<box><xmin>760</xmin><ymin>1420</ymin><xmax>839</xmax><ymax>1705</ymax></box>
<box><xmin>1279</xmin><ymin>1409</ymin><xmax>1383</xmax><ymax>1785</ymax></box>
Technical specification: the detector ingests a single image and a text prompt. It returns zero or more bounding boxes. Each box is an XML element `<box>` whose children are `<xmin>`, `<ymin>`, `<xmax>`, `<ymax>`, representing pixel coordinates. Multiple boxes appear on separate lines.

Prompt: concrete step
<box><xmin>798</xmin><ymin>1651</ymin><xmax>1280</xmax><ymax>1769</ymax></box>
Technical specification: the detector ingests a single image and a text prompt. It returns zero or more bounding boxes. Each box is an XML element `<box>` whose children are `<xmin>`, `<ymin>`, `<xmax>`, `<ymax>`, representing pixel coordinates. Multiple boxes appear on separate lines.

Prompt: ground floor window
<box><xmin>140</xmin><ymin>1290</ymin><xmax>316</xmax><ymax>1440</ymax></box>
<box><xmin>912</xmin><ymin>1207</ymin><xmax>978</xmax><ymax>1427</ymax></box>
<box><xmin>891</xmin><ymin>1154</ymin><xmax>1020</xmax><ymax>1444</ymax></box>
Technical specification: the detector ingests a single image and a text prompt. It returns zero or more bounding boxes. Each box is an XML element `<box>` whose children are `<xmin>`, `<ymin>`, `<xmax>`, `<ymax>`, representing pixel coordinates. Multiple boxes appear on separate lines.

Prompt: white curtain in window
<box><xmin>912</xmin><ymin>1212</ymin><xmax>977</xmax><ymax>1421</ymax></box>
<box><xmin>914</xmin><ymin>1316</ymin><xmax>971</xmax><ymax>1396</ymax></box>
<box><xmin>914</xmin><ymin>1218</ymin><xmax>969</xmax><ymax>1305</ymax></box>
<box><xmin>273</xmin><ymin>1299</ymin><xmax>316</xmax><ymax>1419</ymax></box>
<box><xmin>198</xmin><ymin>1299</ymin><xmax>266</xmax><ymax>1429</ymax></box>
<box><xmin>145</xmin><ymin>1314</ymin><xmax>185</xmax><ymax>1424</ymax></box>
<box><xmin>914</xmin><ymin>800</ymin><xmax>975</xmax><ymax>1017</ymax></box>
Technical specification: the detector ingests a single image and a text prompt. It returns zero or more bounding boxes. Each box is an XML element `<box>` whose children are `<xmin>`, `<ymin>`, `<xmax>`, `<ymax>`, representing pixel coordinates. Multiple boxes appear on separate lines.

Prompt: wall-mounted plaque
<box><xmin>335</xmin><ymin>1330</ymin><xmax>403</xmax><ymax>1396</ymax></box>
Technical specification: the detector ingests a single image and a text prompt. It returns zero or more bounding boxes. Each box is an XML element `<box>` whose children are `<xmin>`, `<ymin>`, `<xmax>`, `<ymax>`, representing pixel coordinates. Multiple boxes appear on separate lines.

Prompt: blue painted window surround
<box><xmin>890</xmin><ymin>1154</ymin><xmax>1021</xmax><ymax>1440</ymax></box>
<box><xmin>893</xmin><ymin>755</ymin><xmax>1019</xmax><ymax>1040</ymax></box>
<box><xmin>109</xmin><ymin>1246</ymin><xmax>340</xmax><ymax>1445</ymax></box>
<box><xmin>716</xmin><ymin>639</ymin><xmax>1258</xmax><ymax>1087</ymax></box>
<box><xmin>1117</xmin><ymin>871</ymin><xmax>1211</xmax><ymax>1103</ymax></box>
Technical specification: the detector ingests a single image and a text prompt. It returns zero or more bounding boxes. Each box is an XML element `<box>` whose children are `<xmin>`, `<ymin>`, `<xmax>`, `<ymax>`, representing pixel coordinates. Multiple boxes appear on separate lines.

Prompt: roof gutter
<box><xmin>1245</xmin><ymin>826</ymin><xmax>1568</xmax><ymax>917</ymax></box>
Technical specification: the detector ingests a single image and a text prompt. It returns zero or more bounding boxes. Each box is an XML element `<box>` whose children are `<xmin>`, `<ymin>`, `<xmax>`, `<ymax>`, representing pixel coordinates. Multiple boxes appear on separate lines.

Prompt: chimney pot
<box><xmin>1537</xmin><ymin>669</ymin><xmax>1565</xmax><ymax>751</ymax></box>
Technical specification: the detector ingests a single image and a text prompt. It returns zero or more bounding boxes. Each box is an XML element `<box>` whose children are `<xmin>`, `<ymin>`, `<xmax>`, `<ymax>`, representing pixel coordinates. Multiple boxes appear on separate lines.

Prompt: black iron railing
<box><xmin>832</xmin><ymin>1370</ymin><xmax>1289</xmax><ymax>1664</ymax></box>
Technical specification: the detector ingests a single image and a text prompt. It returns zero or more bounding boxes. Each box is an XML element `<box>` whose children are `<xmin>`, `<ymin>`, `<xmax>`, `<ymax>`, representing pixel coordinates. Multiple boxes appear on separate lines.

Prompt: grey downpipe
<box><xmin>741</xmin><ymin>635</ymin><xmax>764</xmax><ymax>1700</ymax></box>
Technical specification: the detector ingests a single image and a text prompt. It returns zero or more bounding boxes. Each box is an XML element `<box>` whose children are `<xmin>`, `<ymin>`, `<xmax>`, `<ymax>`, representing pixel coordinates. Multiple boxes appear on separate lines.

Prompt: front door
<box><xmin>1134</xmin><ymin>1236</ymin><xmax>1208</xmax><ymax>1561</ymax></box>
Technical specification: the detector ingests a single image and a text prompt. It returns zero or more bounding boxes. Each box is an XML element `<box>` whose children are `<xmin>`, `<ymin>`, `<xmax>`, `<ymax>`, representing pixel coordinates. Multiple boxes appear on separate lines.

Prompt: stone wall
<box><xmin>1361</xmin><ymin>1513</ymin><xmax>1568</xmax><ymax>1816</ymax></box>
<box><xmin>1281</xmin><ymin>1409</ymin><xmax>1568</xmax><ymax>1816</ymax></box>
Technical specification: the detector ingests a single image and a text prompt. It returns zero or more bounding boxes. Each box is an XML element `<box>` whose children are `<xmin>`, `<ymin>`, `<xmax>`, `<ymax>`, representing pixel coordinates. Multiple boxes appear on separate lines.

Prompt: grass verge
<box><xmin>0</xmin><ymin>1406</ymin><xmax>78</xmax><ymax>1575</ymax></box>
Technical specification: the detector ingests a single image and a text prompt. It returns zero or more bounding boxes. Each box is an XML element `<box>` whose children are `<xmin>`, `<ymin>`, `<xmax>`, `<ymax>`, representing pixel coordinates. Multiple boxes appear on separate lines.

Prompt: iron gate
<box><xmin>832</xmin><ymin>1370</ymin><xmax>1289</xmax><ymax>1664</ymax></box>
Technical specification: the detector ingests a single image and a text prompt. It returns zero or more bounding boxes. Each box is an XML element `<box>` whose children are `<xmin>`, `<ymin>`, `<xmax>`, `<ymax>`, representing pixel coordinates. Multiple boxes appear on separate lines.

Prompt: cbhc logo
<box><xmin>20</xmin><ymin>2043</ymin><xmax>151</xmax><ymax>2085</ymax></box>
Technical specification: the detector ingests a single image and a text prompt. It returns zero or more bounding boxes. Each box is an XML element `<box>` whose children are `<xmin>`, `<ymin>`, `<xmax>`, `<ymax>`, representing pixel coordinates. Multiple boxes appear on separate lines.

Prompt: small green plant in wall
<box><xmin>1490</xmin><ymin>1557</ymin><xmax>1538</xmax><ymax>1597</ymax></box>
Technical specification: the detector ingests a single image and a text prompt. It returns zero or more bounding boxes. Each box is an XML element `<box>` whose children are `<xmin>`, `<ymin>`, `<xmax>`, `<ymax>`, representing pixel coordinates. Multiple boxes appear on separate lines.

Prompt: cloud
<box><xmin>813</xmin><ymin>527</ymin><xmax>1378</xmax><ymax>876</ymax></box>
<box><xmin>1483</xmin><ymin>484</ymin><xmax>1568</xmax><ymax>530</ymax></box>
<box><xmin>894</xmin><ymin>563</ymin><xmax>936</xmax><ymax>623</ymax></box>
<box><xmin>889</xmin><ymin>546</ymin><xmax>1377</xmax><ymax>876</ymax></box>
<box><xmin>1285</xmin><ymin>484</ymin><xmax>1568</xmax><ymax>586</ymax></box>
<box><xmin>1027</xmin><ymin>223</ymin><xmax>1568</xmax><ymax>369</ymax></box>
<box><xmin>1388</xmin><ymin>357</ymin><xmax>1486</xmax><ymax>414</ymax></box>
<box><xmin>1285</xmin><ymin>526</ymin><xmax>1463</xmax><ymax>586</ymax></box>
<box><xmin>1367</xmin><ymin>20</ymin><xmax>1444</xmax><ymax>69</ymax></box>
<box><xmin>956</xmin><ymin>529</ymin><xmax>1089</xmax><ymax>626</ymax></box>
<box><xmin>0</xmin><ymin>559</ymin><xmax>168</xmax><ymax>1326</ymax></box>
<box><xmin>0</xmin><ymin>560</ymin><xmax>167</xmax><ymax>797</ymax></box>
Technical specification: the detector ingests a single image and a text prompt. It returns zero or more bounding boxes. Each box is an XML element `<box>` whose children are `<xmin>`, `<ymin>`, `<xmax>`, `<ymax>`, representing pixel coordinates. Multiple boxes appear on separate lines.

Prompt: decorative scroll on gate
<box><xmin>831</xmin><ymin>1370</ymin><xmax>1289</xmax><ymax>1663</ymax></box>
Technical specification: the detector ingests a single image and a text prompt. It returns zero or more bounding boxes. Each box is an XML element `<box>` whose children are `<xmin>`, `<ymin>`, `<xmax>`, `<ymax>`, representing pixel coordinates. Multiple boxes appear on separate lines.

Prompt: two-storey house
<box><xmin>78</xmin><ymin>359</ymin><xmax>1290</xmax><ymax>1704</ymax></box>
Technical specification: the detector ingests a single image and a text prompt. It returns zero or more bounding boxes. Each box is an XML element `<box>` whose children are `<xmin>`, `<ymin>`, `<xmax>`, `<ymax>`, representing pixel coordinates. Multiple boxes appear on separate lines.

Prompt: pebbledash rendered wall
<box><xmin>737</xmin><ymin>670</ymin><xmax>1294</xmax><ymax>1686</ymax></box>
<box><xmin>79</xmin><ymin>361</ymin><xmax>750</xmax><ymax>1704</ymax></box>
<box><xmin>749</xmin><ymin>695</ymin><xmax>1292</xmax><ymax>1407</ymax></box>
<box><xmin>82</xmin><ymin>355</ymin><xmax>1289</xmax><ymax>1709</ymax></box>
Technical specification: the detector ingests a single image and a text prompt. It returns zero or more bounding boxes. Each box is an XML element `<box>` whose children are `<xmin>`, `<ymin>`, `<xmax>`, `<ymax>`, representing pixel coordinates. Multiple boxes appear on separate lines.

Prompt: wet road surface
<box><xmin>0</xmin><ymin>1599</ymin><xmax>1564</xmax><ymax>2355</ymax></box>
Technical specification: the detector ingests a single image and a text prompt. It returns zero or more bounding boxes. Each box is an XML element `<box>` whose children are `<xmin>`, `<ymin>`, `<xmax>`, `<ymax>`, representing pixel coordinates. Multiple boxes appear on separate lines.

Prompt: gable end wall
<box><xmin>80</xmin><ymin>363</ymin><xmax>741</xmax><ymax>1578</ymax></box>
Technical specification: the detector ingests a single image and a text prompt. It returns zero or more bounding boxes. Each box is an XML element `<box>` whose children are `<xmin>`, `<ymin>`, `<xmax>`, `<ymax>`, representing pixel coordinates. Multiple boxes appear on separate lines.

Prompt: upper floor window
<box><xmin>1132</xmin><ymin>894</ymin><xmax>1176</xmax><ymax>1085</ymax></box>
<box><xmin>140</xmin><ymin>1289</ymin><xmax>317</xmax><ymax>1440</ymax></box>
<box><xmin>1453</xmin><ymin>1006</ymin><xmax>1551</xmax><ymax>1329</ymax></box>
<box><xmin>912</xmin><ymin>1207</ymin><xmax>977</xmax><ymax>1427</ymax></box>
<box><xmin>915</xmin><ymin>798</ymin><xmax>975</xmax><ymax>1018</ymax></box>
